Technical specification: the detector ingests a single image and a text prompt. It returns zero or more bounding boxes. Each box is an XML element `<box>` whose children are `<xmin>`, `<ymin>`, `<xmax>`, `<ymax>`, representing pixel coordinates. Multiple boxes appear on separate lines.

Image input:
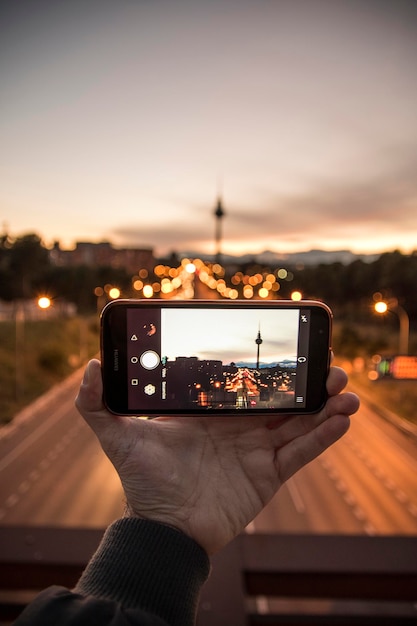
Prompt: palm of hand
<box><xmin>98</xmin><ymin>414</ymin><xmax>310</xmax><ymax>554</ymax></box>
<box><xmin>77</xmin><ymin>360</ymin><xmax>357</xmax><ymax>555</ymax></box>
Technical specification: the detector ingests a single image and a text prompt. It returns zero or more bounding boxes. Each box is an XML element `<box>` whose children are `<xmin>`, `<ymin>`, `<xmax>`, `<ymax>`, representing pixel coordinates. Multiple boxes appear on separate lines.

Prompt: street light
<box><xmin>94</xmin><ymin>285</ymin><xmax>121</xmax><ymax>313</ymax></box>
<box><xmin>143</xmin><ymin>284</ymin><xmax>154</xmax><ymax>298</ymax></box>
<box><xmin>374</xmin><ymin>301</ymin><xmax>387</xmax><ymax>314</ymax></box>
<box><xmin>108</xmin><ymin>287</ymin><xmax>120</xmax><ymax>299</ymax></box>
<box><xmin>37</xmin><ymin>296</ymin><xmax>51</xmax><ymax>309</ymax></box>
<box><xmin>15</xmin><ymin>296</ymin><xmax>52</xmax><ymax>402</ymax></box>
<box><xmin>374</xmin><ymin>298</ymin><xmax>409</xmax><ymax>355</ymax></box>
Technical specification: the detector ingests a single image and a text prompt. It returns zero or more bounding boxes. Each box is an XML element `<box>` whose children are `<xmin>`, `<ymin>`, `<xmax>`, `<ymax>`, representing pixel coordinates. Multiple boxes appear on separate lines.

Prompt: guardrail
<box><xmin>1</xmin><ymin>527</ymin><xmax>416</xmax><ymax>624</ymax></box>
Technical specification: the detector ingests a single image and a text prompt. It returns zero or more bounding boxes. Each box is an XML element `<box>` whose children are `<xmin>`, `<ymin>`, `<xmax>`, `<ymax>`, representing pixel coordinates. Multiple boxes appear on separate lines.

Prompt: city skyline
<box><xmin>1</xmin><ymin>1</ymin><xmax>417</xmax><ymax>257</ymax></box>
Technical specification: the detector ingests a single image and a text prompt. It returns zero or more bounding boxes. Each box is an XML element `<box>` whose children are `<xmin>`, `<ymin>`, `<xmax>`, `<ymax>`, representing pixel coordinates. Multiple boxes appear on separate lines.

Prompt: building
<box><xmin>50</xmin><ymin>241</ymin><xmax>155</xmax><ymax>274</ymax></box>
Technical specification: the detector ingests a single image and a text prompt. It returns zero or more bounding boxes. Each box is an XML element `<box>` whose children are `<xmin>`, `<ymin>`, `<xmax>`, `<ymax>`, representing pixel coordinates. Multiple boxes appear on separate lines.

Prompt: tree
<box><xmin>0</xmin><ymin>234</ymin><xmax>51</xmax><ymax>300</ymax></box>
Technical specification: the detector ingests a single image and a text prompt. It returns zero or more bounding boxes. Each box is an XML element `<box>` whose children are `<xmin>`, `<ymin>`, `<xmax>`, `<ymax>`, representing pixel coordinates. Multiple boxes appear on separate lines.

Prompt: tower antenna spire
<box><xmin>213</xmin><ymin>181</ymin><xmax>225</xmax><ymax>264</ymax></box>
<box><xmin>255</xmin><ymin>323</ymin><xmax>263</xmax><ymax>369</ymax></box>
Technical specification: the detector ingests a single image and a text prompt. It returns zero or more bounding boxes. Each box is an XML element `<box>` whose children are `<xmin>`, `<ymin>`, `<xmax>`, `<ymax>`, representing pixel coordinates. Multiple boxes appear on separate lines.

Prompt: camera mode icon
<box><xmin>144</xmin><ymin>384</ymin><xmax>156</xmax><ymax>396</ymax></box>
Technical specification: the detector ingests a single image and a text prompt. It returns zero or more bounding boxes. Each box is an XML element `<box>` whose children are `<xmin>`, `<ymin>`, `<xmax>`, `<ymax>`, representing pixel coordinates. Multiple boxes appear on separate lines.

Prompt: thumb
<box><xmin>75</xmin><ymin>360</ymin><xmax>146</xmax><ymax>473</ymax></box>
<box><xmin>75</xmin><ymin>359</ymin><xmax>128</xmax><ymax>447</ymax></box>
<box><xmin>75</xmin><ymin>358</ymin><xmax>104</xmax><ymax>414</ymax></box>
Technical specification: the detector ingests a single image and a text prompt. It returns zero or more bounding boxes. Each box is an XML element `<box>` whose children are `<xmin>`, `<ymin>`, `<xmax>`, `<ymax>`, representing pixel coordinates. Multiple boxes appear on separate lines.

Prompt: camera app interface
<box><xmin>126</xmin><ymin>306</ymin><xmax>310</xmax><ymax>412</ymax></box>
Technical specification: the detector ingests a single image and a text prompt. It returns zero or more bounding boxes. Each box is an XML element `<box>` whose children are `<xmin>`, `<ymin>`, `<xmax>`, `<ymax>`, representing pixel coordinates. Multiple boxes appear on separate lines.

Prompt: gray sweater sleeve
<box><xmin>14</xmin><ymin>517</ymin><xmax>211</xmax><ymax>626</ymax></box>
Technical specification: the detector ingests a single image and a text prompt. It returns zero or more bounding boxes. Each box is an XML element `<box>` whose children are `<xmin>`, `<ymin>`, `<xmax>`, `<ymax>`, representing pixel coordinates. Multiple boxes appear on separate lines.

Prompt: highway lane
<box><xmin>1</xmin><ymin>365</ymin><xmax>416</xmax><ymax>535</ymax></box>
<box><xmin>251</xmin><ymin>399</ymin><xmax>417</xmax><ymax>535</ymax></box>
<box><xmin>0</xmin><ymin>368</ymin><xmax>125</xmax><ymax>527</ymax></box>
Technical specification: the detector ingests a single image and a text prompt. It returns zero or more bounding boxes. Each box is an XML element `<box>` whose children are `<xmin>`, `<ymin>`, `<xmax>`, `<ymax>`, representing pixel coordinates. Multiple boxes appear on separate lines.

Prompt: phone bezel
<box><xmin>100</xmin><ymin>299</ymin><xmax>332</xmax><ymax>416</ymax></box>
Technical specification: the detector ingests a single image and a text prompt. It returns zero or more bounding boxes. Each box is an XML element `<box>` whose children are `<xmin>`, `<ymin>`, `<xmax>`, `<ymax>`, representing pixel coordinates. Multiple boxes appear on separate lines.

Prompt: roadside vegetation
<box><xmin>0</xmin><ymin>316</ymin><xmax>99</xmax><ymax>424</ymax></box>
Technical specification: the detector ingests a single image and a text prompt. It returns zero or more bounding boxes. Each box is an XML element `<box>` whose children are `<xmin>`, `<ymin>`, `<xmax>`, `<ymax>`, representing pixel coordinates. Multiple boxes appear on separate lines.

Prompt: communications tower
<box><xmin>255</xmin><ymin>326</ymin><xmax>263</xmax><ymax>369</ymax></box>
<box><xmin>214</xmin><ymin>196</ymin><xmax>225</xmax><ymax>264</ymax></box>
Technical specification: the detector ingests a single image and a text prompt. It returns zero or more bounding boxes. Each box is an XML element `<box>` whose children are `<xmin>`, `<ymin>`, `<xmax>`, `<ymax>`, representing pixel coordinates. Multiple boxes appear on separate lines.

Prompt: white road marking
<box><xmin>0</xmin><ymin>420</ymin><xmax>84</xmax><ymax>521</ymax></box>
<box><xmin>286</xmin><ymin>477</ymin><xmax>306</xmax><ymax>514</ymax></box>
<box><xmin>5</xmin><ymin>494</ymin><xmax>19</xmax><ymax>508</ymax></box>
<box><xmin>335</xmin><ymin>432</ymin><xmax>417</xmax><ymax>528</ymax></box>
<box><xmin>0</xmin><ymin>397</ymin><xmax>76</xmax><ymax>472</ymax></box>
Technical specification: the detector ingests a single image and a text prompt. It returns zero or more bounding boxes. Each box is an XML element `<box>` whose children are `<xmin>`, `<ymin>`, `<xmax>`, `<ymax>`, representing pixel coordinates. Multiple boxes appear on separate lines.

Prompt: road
<box><xmin>1</xmin><ymin>361</ymin><xmax>417</xmax><ymax>535</ymax></box>
<box><xmin>250</xmin><ymin>398</ymin><xmax>417</xmax><ymax>535</ymax></box>
<box><xmin>0</xmin><ymin>369</ymin><xmax>125</xmax><ymax>527</ymax></box>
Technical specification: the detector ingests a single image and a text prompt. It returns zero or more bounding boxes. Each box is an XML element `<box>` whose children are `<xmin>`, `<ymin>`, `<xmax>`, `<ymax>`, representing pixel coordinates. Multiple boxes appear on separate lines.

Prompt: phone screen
<box><xmin>101</xmin><ymin>300</ymin><xmax>332</xmax><ymax>416</ymax></box>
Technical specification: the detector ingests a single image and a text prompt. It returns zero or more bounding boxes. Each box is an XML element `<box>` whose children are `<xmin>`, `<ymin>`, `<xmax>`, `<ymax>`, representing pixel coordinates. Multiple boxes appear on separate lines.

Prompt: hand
<box><xmin>76</xmin><ymin>359</ymin><xmax>359</xmax><ymax>555</ymax></box>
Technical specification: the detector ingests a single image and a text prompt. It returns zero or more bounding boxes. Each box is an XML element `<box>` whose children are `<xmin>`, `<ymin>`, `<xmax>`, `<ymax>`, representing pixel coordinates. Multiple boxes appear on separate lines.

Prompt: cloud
<box><xmin>109</xmin><ymin>158</ymin><xmax>417</xmax><ymax>256</ymax></box>
<box><xmin>111</xmin><ymin>222</ymin><xmax>214</xmax><ymax>253</ymax></box>
<box><xmin>223</xmin><ymin>156</ymin><xmax>417</xmax><ymax>246</ymax></box>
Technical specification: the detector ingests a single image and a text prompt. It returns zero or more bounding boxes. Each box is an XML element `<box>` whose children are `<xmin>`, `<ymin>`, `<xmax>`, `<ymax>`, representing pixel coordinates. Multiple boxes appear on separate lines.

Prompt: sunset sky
<box><xmin>1</xmin><ymin>0</ymin><xmax>416</xmax><ymax>258</ymax></box>
<box><xmin>161</xmin><ymin>306</ymin><xmax>299</xmax><ymax>363</ymax></box>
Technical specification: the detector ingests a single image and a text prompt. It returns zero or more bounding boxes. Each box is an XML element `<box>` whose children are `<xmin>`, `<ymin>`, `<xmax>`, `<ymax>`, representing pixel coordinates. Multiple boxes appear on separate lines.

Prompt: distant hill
<box><xmin>181</xmin><ymin>249</ymin><xmax>379</xmax><ymax>267</ymax></box>
<box><xmin>234</xmin><ymin>360</ymin><xmax>297</xmax><ymax>369</ymax></box>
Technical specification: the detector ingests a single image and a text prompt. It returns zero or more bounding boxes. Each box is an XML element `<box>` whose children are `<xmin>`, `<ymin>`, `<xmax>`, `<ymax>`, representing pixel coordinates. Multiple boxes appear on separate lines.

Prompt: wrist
<box><xmin>123</xmin><ymin>502</ymin><xmax>187</xmax><ymax>537</ymax></box>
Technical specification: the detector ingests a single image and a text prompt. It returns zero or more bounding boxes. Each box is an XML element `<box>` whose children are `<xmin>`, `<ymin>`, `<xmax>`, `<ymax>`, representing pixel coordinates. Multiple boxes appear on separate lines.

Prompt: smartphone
<box><xmin>100</xmin><ymin>299</ymin><xmax>332</xmax><ymax>416</ymax></box>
